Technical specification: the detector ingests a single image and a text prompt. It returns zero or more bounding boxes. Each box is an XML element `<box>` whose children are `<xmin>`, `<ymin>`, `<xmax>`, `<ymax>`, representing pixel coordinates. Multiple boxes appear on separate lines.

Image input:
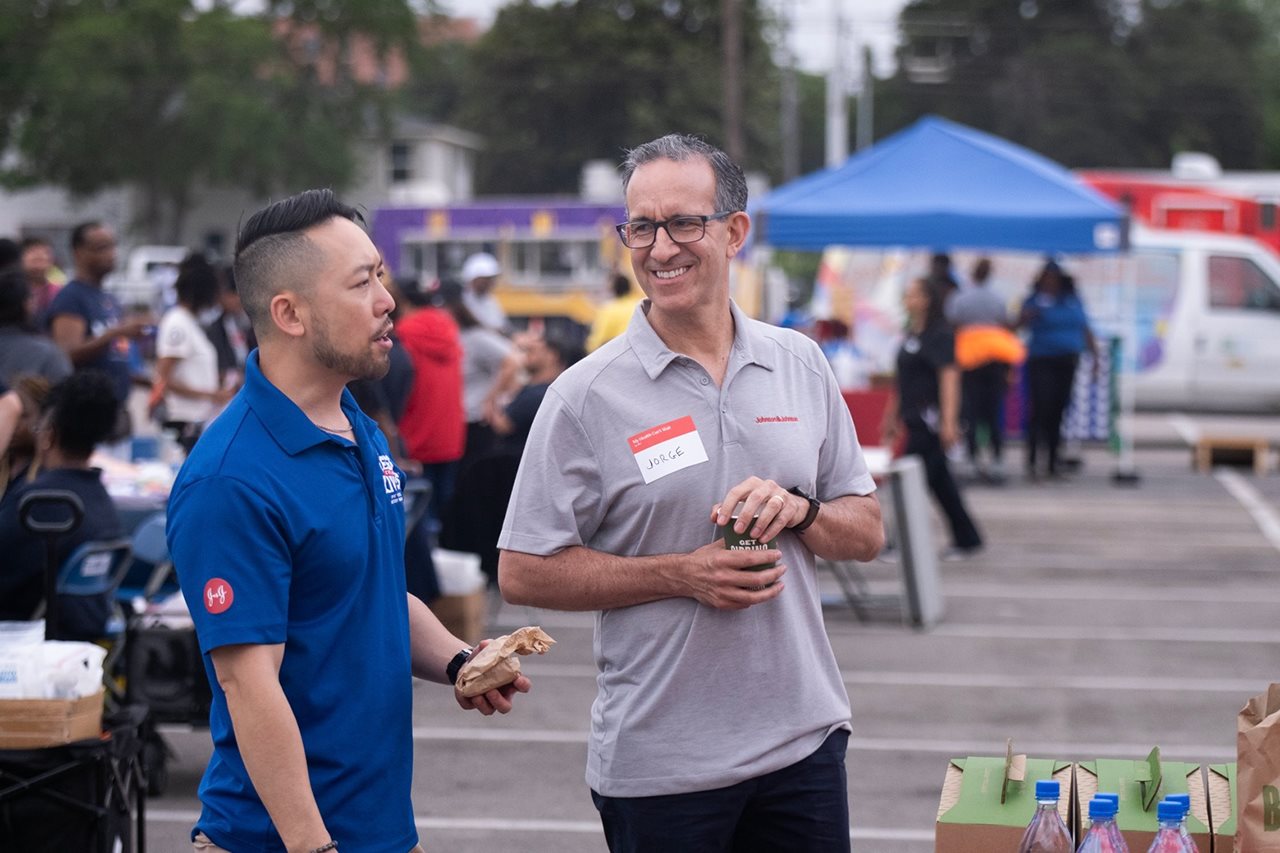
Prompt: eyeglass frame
<box><xmin>614</xmin><ymin>210</ymin><xmax>737</xmax><ymax>249</ymax></box>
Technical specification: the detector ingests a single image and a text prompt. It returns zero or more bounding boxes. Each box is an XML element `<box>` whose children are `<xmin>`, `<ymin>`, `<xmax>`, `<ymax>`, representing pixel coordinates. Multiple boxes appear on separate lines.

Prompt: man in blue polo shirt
<box><xmin>168</xmin><ymin>189</ymin><xmax>530</xmax><ymax>853</ymax></box>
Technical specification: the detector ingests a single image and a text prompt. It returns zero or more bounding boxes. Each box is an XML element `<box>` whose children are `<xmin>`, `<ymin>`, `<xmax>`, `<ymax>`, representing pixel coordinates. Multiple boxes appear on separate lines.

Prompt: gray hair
<box><xmin>620</xmin><ymin>134</ymin><xmax>748</xmax><ymax>215</ymax></box>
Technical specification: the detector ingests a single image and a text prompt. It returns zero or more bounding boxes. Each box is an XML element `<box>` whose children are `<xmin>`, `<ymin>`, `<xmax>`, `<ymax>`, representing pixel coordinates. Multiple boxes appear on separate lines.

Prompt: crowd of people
<box><xmin>0</xmin><ymin>132</ymin><xmax>1102</xmax><ymax>853</ymax></box>
<box><xmin>875</xmin><ymin>251</ymin><xmax>1098</xmax><ymax>559</ymax></box>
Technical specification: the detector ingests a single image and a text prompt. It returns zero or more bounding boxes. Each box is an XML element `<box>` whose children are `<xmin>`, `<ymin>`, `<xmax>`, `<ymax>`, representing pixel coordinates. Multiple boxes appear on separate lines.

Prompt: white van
<box><xmin>809</xmin><ymin>229</ymin><xmax>1280</xmax><ymax>413</ymax></box>
<box><xmin>1070</xmin><ymin>228</ymin><xmax>1280</xmax><ymax>412</ymax></box>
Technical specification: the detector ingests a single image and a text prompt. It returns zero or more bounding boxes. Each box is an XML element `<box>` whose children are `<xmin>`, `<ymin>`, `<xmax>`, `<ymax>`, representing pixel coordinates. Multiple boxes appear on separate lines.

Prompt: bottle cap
<box><xmin>1089</xmin><ymin>797</ymin><xmax>1117</xmax><ymax>819</ymax></box>
<box><xmin>1034</xmin><ymin>780</ymin><xmax>1059</xmax><ymax>800</ymax></box>
<box><xmin>1095</xmin><ymin>792</ymin><xmax>1120</xmax><ymax>806</ymax></box>
<box><xmin>1165</xmin><ymin>793</ymin><xmax>1191</xmax><ymax>813</ymax></box>
<box><xmin>1158</xmin><ymin>800</ymin><xmax>1184</xmax><ymax>821</ymax></box>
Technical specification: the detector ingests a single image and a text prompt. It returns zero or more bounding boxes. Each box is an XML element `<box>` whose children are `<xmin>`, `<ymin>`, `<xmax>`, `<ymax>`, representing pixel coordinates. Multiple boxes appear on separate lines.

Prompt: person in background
<box><xmin>882</xmin><ymin>277</ymin><xmax>983</xmax><ymax>559</ymax></box>
<box><xmin>1018</xmin><ymin>260</ymin><xmax>1099</xmax><ymax>481</ymax></box>
<box><xmin>460</xmin><ymin>252</ymin><xmax>510</xmax><ymax>334</ymax></box>
<box><xmin>0</xmin><ymin>267</ymin><xmax>72</xmax><ymax>387</ymax></box>
<box><xmin>46</xmin><ymin>221</ymin><xmax>153</xmax><ymax>436</ymax></box>
<box><xmin>500</xmin><ymin>133</ymin><xmax>883</xmax><ymax>852</ymax></box>
<box><xmin>927</xmin><ymin>251</ymin><xmax>962</xmax><ymax>299</ymax></box>
<box><xmin>203</xmin><ymin>264</ymin><xmax>256</xmax><ymax>391</ymax></box>
<box><xmin>396</xmin><ymin>276</ymin><xmax>465</xmax><ymax>526</ymax></box>
<box><xmin>585</xmin><ymin>273</ymin><xmax>640</xmax><ymax>352</ymax></box>
<box><xmin>155</xmin><ymin>254</ymin><xmax>232</xmax><ymax>454</ymax></box>
<box><xmin>0</xmin><ymin>239</ymin><xmax>18</xmax><ymax>270</ymax></box>
<box><xmin>0</xmin><ymin>381</ymin><xmax>22</xmax><ymax>462</ymax></box>
<box><xmin>491</xmin><ymin>333</ymin><xmax>583</xmax><ymax>454</ymax></box>
<box><xmin>0</xmin><ymin>371</ymin><xmax>123</xmax><ymax>638</ymax></box>
<box><xmin>946</xmin><ymin>256</ymin><xmax>1019</xmax><ymax>483</ymax></box>
<box><xmin>438</xmin><ymin>279</ymin><xmax>521</xmax><ymax>465</ymax></box>
<box><xmin>166</xmin><ymin>189</ymin><xmax>528</xmax><ymax>853</ymax></box>
<box><xmin>20</xmin><ymin>237</ymin><xmax>62</xmax><ymax>326</ymax></box>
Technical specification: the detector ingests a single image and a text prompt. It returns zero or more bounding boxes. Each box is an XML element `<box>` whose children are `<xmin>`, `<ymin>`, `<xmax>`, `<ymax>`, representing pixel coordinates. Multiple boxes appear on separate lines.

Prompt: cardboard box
<box><xmin>1207</xmin><ymin>763</ymin><xmax>1236</xmax><ymax>853</ymax></box>
<box><xmin>1075</xmin><ymin>748</ymin><xmax>1211</xmax><ymax>852</ymax></box>
<box><xmin>0</xmin><ymin>690</ymin><xmax>104</xmax><ymax>749</ymax></box>
<box><xmin>936</xmin><ymin>742</ymin><xmax>1073</xmax><ymax>852</ymax></box>
<box><xmin>429</xmin><ymin>590</ymin><xmax>487</xmax><ymax>646</ymax></box>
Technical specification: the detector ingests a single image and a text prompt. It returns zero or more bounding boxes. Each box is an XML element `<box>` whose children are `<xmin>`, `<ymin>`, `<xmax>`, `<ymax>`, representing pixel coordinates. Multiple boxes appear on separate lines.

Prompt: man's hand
<box><xmin>681</xmin><ymin>540</ymin><xmax>786</xmax><ymax>610</ymax></box>
<box><xmin>453</xmin><ymin>638</ymin><xmax>532</xmax><ymax>715</ymax></box>
<box><xmin>112</xmin><ymin>315</ymin><xmax>155</xmax><ymax>340</ymax></box>
<box><xmin>712</xmin><ymin>476</ymin><xmax>806</xmax><ymax>545</ymax></box>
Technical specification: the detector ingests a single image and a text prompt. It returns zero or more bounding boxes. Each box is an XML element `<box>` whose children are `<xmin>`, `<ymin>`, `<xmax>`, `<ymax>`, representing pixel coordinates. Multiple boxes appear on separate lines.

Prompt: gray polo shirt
<box><xmin>499</xmin><ymin>300</ymin><xmax>876</xmax><ymax>797</ymax></box>
<box><xmin>945</xmin><ymin>285</ymin><xmax>1010</xmax><ymax>328</ymax></box>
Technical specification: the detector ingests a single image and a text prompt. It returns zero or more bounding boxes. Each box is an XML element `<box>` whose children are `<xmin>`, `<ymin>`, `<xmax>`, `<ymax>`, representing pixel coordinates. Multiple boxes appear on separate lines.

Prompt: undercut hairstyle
<box><xmin>620</xmin><ymin>134</ymin><xmax>748</xmax><ymax>216</ymax></box>
<box><xmin>0</xmin><ymin>267</ymin><xmax>31</xmax><ymax>326</ymax></box>
<box><xmin>174</xmin><ymin>252</ymin><xmax>221</xmax><ymax>312</ymax></box>
<box><xmin>42</xmin><ymin>371</ymin><xmax>119</xmax><ymax>458</ymax></box>
<box><xmin>70</xmin><ymin>221</ymin><xmax>103</xmax><ymax>251</ymax></box>
<box><xmin>233</xmin><ymin>189</ymin><xmax>363</xmax><ymax>334</ymax></box>
<box><xmin>543</xmin><ymin>333</ymin><xmax>586</xmax><ymax>371</ymax></box>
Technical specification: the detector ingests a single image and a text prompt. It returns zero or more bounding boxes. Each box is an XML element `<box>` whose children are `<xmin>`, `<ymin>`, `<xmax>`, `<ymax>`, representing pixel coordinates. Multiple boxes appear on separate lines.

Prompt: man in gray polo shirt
<box><xmin>498</xmin><ymin>134</ymin><xmax>883</xmax><ymax>852</ymax></box>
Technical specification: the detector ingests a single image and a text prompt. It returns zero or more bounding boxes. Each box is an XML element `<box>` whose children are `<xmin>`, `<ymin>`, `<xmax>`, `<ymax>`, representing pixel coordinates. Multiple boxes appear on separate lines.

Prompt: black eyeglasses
<box><xmin>614</xmin><ymin>211</ymin><xmax>735</xmax><ymax>249</ymax></box>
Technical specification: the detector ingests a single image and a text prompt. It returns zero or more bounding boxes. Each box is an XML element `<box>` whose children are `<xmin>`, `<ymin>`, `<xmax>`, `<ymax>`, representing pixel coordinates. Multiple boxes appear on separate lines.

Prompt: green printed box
<box><xmin>936</xmin><ymin>745</ymin><xmax>1072</xmax><ymax>852</ymax></box>
<box><xmin>1207</xmin><ymin>763</ymin><xmax>1236</xmax><ymax>853</ymax></box>
<box><xmin>1075</xmin><ymin>748</ymin><xmax>1211</xmax><ymax>853</ymax></box>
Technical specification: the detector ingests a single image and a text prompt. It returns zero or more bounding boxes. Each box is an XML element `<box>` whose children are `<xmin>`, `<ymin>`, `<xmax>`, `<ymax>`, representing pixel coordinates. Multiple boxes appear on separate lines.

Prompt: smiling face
<box><xmin>302</xmin><ymin>217</ymin><xmax>396</xmax><ymax>382</ymax></box>
<box><xmin>623</xmin><ymin>157</ymin><xmax>748</xmax><ymax>324</ymax></box>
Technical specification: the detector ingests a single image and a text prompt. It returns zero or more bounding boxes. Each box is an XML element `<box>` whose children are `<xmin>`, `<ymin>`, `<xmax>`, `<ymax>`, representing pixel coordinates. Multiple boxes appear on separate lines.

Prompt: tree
<box><xmin>7</xmin><ymin>0</ymin><xmax>418</xmax><ymax>242</ymax></box>
<box><xmin>876</xmin><ymin>0</ymin><xmax>1270</xmax><ymax>169</ymax></box>
<box><xmin>452</xmin><ymin>0</ymin><xmax>783</xmax><ymax>195</ymax></box>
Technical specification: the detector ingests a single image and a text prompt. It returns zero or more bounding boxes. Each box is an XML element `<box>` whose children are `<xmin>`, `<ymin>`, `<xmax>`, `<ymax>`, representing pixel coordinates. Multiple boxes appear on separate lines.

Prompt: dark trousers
<box><xmin>1025</xmin><ymin>355</ymin><xmax>1079</xmax><ymax>476</ymax></box>
<box><xmin>961</xmin><ymin>362</ymin><xmax>1008</xmax><ymax>463</ymax></box>
<box><xmin>905</xmin><ymin>420</ymin><xmax>983</xmax><ymax>549</ymax></box>
<box><xmin>591</xmin><ymin>730</ymin><xmax>851</xmax><ymax>853</ymax></box>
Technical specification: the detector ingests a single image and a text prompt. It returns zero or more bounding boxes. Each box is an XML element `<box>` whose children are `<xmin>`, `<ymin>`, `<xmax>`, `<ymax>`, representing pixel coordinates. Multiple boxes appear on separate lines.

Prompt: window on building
<box><xmin>390</xmin><ymin>142</ymin><xmax>411</xmax><ymax>183</ymax></box>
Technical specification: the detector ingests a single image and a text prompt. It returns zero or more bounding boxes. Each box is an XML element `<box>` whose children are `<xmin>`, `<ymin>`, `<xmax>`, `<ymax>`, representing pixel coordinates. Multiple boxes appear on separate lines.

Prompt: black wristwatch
<box><xmin>787</xmin><ymin>487</ymin><xmax>821</xmax><ymax>533</ymax></box>
<box><xmin>446</xmin><ymin>647</ymin><xmax>473</xmax><ymax>686</ymax></box>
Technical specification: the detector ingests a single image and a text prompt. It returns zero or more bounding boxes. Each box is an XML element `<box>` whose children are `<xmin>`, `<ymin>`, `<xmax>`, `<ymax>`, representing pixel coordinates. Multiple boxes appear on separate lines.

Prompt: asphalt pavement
<box><xmin>142</xmin><ymin>411</ymin><xmax>1280</xmax><ymax>853</ymax></box>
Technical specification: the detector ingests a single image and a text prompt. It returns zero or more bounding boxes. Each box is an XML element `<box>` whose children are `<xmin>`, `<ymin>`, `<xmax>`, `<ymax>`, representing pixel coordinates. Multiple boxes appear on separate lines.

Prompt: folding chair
<box><xmin>117</xmin><ymin>512</ymin><xmax>175</xmax><ymax>607</ymax></box>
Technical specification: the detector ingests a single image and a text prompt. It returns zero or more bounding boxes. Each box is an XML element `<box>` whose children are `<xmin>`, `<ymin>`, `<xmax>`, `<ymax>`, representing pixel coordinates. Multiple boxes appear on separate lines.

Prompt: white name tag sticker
<box><xmin>628</xmin><ymin>415</ymin><xmax>709</xmax><ymax>484</ymax></box>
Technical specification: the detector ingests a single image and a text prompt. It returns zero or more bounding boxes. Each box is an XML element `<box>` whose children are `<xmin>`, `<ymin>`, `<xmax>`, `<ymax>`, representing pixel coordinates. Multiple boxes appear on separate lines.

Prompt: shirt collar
<box><xmin>241</xmin><ymin>350</ymin><xmax>372</xmax><ymax>457</ymax></box>
<box><xmin>625</xmin><ymin>298</ymin><xmax>775</xmax><ymax>380</ymax></box>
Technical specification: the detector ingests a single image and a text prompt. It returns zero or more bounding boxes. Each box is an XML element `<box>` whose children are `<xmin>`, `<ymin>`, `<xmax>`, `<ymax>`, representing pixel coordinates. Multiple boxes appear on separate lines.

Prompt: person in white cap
<box><xmin>460</xmin><ymin>252</ymin><xmax>510</xmax><ymax>334</ymax></box>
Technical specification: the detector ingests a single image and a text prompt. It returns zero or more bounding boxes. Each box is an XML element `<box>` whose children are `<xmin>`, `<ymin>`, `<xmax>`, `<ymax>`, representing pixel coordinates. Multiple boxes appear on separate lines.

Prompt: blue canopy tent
<box><xmin>755</xmin><ymin>115</ymin><xmax>1138</xmax><ymax>481</ymax></box>
<box><xmin>755</xmin><ymin>115</ymin><xmax>1127</xmax><ymax>254</ymax></box>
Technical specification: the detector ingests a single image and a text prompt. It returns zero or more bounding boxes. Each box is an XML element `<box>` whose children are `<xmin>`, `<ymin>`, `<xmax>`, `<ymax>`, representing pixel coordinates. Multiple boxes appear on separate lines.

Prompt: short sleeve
<box><xmin>922</xmin><ymin>329</ymin><xmax>955</xmax><ymax>371</ymax></box>
<box><xmin>46</xmin><ymin>287</ymin><xmax>87</xmax><ymax>323</ymax></box>
<box><xmin>167</xmin><ymin>475</ymin><xmax>293</xmax><ymax>651</ymax></box>
<box><xmin>498</xmin><ymin>387</ymin><xmax>605</xmax><ymax>556</ymax></box>
<box><xmin>156</xmin><ymin>313</ymin><xmax>194</xmax><ymax>360</ymax></box>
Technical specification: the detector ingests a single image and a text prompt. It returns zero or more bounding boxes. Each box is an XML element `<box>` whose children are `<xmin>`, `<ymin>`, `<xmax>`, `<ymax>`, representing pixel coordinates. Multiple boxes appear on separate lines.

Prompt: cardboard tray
<box><xmin>0</xmin><ymin>689</ymin><xmax>105</xmax><ymax>749</ymax></box>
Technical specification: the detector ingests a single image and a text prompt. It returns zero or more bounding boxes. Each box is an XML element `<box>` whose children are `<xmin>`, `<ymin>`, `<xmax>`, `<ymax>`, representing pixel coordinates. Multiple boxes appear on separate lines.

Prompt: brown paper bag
<box><xmin>1238</xmin><ymin>683</ymin><xmax>1280</xmax><ymax>852</ymax></box>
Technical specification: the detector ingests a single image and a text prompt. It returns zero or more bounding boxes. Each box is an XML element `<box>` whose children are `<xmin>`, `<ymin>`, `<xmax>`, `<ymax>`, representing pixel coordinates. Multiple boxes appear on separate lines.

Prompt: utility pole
<box><xmin>722</xmin><ymin>0</ymin><xmax>744</xmax><ymax>165</ymax></box>
<box><xmin>857</xmin><ymin>44</ymin><xmax>874</xmax><ymax>150</ymax></box>
<box><xmin>824</xmin><ymin>1</ymin><xmax>848</xmax><ymax>168</ymax></box>
<box><xmin>779</xmin><ymin>0</ymin><xmax>800</xmax><ymax>180</ymax></box>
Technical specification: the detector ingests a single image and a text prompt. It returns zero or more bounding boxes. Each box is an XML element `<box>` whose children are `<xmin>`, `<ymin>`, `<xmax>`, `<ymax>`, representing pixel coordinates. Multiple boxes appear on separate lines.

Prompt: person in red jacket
<box><xmin>396</xmin><ymin>285</ymin><xmax>465</xmax><ymax>524</ymax></box>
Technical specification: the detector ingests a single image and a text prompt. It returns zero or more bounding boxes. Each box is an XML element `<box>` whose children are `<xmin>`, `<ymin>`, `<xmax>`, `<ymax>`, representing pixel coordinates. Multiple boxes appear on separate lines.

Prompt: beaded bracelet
<box><xmin>309</xmin><ymin>843</ymin><xmax>337</xmax><ymax>853</ymax></box>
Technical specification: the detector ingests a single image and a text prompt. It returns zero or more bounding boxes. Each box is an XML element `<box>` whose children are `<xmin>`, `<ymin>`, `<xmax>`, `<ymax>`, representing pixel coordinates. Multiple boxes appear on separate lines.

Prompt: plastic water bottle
<box><xmin>1015</xmin><ymin>779</ymin><xmax>1073</xmax><ymax>853</ymax></box>
<box><xmin>1146</xmin><ymin>799</ymin><xmax>1191</xmax><ymax>852</ymax></box>
<box><xmin>1079</xmin><ymin>796</ymin><xmax>1129</xmax><ymax>852</ymax></box>
<box><xmin>1159</xmin><ymin>795</ymin><xmax>1200</xmax><ymax>852</ymax></box>
<box><xmin>1093</xmin><ymin>793</ymin><xmax>1127</xmax><ymax>850</ymax></box>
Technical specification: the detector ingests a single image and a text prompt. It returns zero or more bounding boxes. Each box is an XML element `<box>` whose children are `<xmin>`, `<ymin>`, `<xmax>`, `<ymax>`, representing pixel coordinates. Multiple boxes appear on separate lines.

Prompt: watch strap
<box><xmin>446</xmin><ymin>647</ymin><xmax>473</xmax><ymax>686</ymax></box>
<box><xmin>787</xmin><ymin>487</ymin><xmax>821</xmax><ymax>532</ymax></box>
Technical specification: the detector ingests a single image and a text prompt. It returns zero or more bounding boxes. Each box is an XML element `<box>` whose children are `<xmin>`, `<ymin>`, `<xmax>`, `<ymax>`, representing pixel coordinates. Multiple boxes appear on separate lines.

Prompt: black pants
<box><xmin>962</xmin><ymin>362</ymin><xmax>1008</xmax><ymax>463</ymax></box>
<box><xmin>905</xmin><ymin>420</ymin><xmax>982</xmax><ymax>550</ymax></box>
<box><xmin>591</xmin><ymin>730</ymin><xmax>850</xmax><ymax>853</ymax></box>
<box><xmin>1025</xmin><ymin>355</ymin><xmax>1079</xmax><ymax>476</ymax></box>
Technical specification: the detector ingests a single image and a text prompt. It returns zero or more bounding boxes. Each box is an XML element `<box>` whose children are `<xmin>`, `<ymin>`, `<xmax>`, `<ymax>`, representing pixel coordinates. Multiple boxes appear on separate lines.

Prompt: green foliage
<box><xmin>7</xmin><ymin>0</ymin><xmax>411</xmax><ymax>239</ymax></box>
<box><xmin>453</xmin><ymin>0</ymin><xmax>782</xmax><ymax>195</ymax></box>
<box><xmin>879</xmin><ymin>0</ymin><xmax>1271</xmax><ymax>169</ymax></box>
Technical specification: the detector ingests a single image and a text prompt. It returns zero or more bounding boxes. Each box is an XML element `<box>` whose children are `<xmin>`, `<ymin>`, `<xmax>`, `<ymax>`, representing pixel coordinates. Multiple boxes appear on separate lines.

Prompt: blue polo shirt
<box><xmin>168</xmin><ymin>350</ymin><xmax>415</xmax><ymax>853</ymax></box>
<box><xmin>1023</xmin><ymin>292</ymin><xmax>1091</xmax><ymax>359</ymax></box>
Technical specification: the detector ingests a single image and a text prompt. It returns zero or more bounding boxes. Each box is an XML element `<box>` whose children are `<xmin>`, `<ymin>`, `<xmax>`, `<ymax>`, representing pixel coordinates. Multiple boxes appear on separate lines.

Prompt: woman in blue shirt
<box><xmin>1018</xmin><ymin>261</ymin><xmax>1098</xmax><ymax>480</ymax></box>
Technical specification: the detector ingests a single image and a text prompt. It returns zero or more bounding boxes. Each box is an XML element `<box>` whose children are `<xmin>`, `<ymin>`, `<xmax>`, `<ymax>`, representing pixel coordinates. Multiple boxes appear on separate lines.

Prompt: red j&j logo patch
<box><xmin>204</xmin><ymin>578</ymin><xmax>234</xmax><ymax>614</ymax></box>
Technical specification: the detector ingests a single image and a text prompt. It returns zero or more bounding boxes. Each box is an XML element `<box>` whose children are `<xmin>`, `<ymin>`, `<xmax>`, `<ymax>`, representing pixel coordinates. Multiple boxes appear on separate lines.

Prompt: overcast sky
<box><xmin>443</xmin><ymin>0</ymin><xmax>910</xmax><ymax>78</ymax></box>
